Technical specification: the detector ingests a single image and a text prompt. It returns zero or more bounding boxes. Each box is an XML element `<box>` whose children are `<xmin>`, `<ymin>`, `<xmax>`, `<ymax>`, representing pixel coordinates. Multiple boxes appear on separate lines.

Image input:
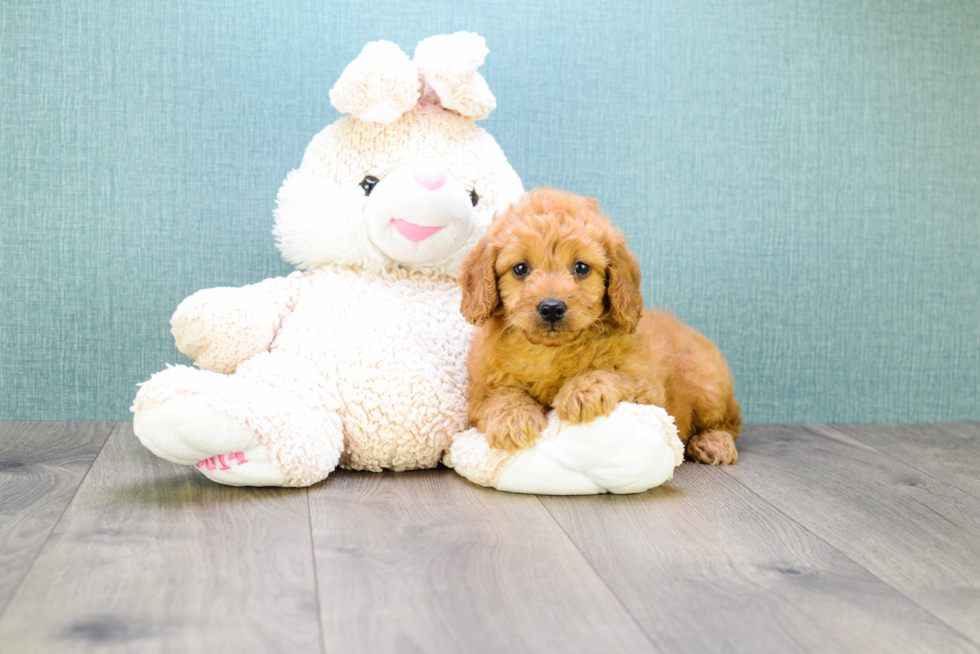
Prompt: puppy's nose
<box><xmin>537</xmin><ymin>299</ymin><xmax>567</xmax><ymax>323</ymax></box>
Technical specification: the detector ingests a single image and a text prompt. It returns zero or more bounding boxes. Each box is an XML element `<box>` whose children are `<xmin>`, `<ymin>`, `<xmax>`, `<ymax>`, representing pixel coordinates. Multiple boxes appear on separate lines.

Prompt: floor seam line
<box><xmin>805</xmin><ymin>423</ymin><xmax>980</xmax><ymax>503</ymax></box>
<box><xmin>307</xmin><ymin>487</ymin><xmax>327</xmax><ymax>654</ymax></box>
<box><xmin>535</xmin><ymin>496</ymin><xmax>666</xmax><ymax>654</ymax></box>
<box><xmin>718</xmin><ymin>458</ymin><xmax>980</xmax><ymax>648</ymax></box>
<box><xmin>0</xmin><ymin>421</ymin><xmax>116</xmax><ymax>626</ymax></box>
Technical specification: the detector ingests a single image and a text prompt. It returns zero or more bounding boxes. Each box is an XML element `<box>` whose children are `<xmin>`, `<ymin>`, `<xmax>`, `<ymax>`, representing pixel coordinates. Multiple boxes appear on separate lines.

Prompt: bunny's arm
<box><xmin>170</xmin><ymin>273</ymin><xmax>304</xmax><ymax>374</ymax></box>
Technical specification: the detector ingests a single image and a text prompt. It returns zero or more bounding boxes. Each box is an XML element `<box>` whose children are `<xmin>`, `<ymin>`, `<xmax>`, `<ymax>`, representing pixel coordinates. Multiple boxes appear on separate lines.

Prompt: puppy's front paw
<box><xmin>554</xmin><ymin>381</ymin><xmax>624</xmax><ymax>425</ymax></box>
<box><xmin>484</xmin><ymin>407</ymin><xmax>548</xmax><ymax>452</ymax></box>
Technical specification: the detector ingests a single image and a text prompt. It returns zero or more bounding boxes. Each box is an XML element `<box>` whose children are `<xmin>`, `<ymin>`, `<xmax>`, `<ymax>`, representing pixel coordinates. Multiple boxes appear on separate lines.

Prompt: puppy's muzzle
<box><xmin>537</xmin><ymin>299</ymin><xmax>567</xmax><ymax>324</ymax></box>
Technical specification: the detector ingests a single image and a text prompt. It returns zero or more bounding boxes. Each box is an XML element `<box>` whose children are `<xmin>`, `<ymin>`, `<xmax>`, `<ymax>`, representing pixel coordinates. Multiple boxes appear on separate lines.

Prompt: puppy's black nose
<box><xmin>537</xmin><ymin>299</ymin><xmax>567</xmax><ymax>323</ymax></box>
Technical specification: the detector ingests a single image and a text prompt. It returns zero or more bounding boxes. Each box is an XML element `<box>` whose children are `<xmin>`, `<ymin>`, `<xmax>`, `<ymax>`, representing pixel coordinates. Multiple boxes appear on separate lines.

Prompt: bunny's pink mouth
<box><xmin>391</xmin><ymin>218</ymin><xmax>444</xmax><ymax>243</ymax></box>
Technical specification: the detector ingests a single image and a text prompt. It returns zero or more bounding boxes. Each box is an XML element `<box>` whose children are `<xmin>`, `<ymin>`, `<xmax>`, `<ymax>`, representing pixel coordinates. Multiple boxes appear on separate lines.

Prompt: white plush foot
<box><xmin>132</xmin><ymin>361</ymin><xmax>344</xmax><ymax>487</ymax></box>
<box><xmin>445</xmin><ymin>403</ymin><xmax>684</xmax><ymax>495</ymax></box>
<box><xmin>134</xmin><ymin>396</ymin><xmax>286</xmax><ymax>487</ymax></box>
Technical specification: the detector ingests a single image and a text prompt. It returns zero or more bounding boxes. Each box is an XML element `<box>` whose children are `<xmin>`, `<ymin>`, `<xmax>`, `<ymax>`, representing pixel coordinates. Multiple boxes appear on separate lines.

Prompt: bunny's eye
<box><xmin>360</xmin><ymin>176</ymin><xmax>380</xmax><ymax>196</ymax></box>
<box><xmin>470</xmin><ymin>189</ymin><xmax>480</xmax><ymax>206</ymax></box>
<box><xmin>512</xmin><ymin>263</ymin><xmax>529</xmax><ymax>277</ymax></box>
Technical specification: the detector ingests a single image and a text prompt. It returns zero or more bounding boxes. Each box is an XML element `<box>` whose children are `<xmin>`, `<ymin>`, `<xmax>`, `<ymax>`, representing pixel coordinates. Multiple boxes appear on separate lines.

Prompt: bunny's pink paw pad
<box><xmin>196</xmin><ymin>452</ymin><xmax>249</xmax><ymax>471</ymax></box>
<box><xmin>193</xmin><ymin>446</ymin><xmax>285</xmax><ymax>487</ymax></box>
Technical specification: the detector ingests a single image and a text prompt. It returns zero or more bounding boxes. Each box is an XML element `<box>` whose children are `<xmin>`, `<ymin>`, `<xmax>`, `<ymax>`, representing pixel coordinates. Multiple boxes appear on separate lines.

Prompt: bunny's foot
<box><xmin>133</xmin><ymin>353</ymin><xmax>344</xmax><ymax>487</ymax></box>
<box><xmin>445</xmin><ymin>402</ymin><xmax>683</xmax><ymax>495</ymax></box>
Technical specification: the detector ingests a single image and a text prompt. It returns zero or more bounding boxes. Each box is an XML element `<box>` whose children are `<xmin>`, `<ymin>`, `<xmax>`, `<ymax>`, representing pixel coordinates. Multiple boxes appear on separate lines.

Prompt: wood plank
<box><xmin>723</xmin><ymin>424</ymin><xmax>980</xmax><ymax>645</ymax></box>
<box><xmin>539</xmin><ymin>461</ymin><xmax>975</xmax><ymax>654</ymax></box>
<box><xmin>308</xmin><ymin>467</ymin><xmax>656</xmax><ymax>654</ymax></box>
<box><xmin>0</xmin><ymin>421</ymin><xmax>113</xmax><ymax>615</ymax></box>
<box><xmin>834</xmin><ymin>423</ymin><xmax>980</xmax><ymax>500</ymax></box>
<box><xmin>0</xmin><ymin>423</ymin><xmax>322</xmax><ymax>654</ymax></box>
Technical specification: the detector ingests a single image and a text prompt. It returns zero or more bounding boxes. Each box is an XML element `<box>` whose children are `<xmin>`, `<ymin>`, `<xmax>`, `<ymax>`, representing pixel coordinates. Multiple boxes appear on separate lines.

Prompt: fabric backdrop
<box><xmin>1</xmin><ymin>0</ymin><xmax>977</xmax><ymax>422</ymax></box>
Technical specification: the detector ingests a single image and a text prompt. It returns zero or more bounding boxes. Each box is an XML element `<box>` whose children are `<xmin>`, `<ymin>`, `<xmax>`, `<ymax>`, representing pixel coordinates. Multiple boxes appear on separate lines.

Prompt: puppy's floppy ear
<box><xmin>458</xmin><ymin>236</ymin><xmax>499</xmax><ymax>325</ymax></box>
<box><xmin>605</xmin><ymin>233</ymin><xmax>644</xmax><ymax>333</ymax></box>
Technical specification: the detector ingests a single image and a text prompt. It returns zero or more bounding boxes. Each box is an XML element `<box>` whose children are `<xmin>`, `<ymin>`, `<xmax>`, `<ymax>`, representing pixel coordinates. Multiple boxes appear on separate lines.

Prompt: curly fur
<box><xmin>459</xmin><ymin>188</ymin><xmax>741</xmax><ymax>464</ymax></box>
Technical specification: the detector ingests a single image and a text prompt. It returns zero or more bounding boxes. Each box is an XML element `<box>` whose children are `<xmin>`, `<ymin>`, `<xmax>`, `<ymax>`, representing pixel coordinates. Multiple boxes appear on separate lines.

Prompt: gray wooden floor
<box><xmin>0</xmin><ymin>422</ymin><xmax>978</xmax><ymax>653</ymax></box>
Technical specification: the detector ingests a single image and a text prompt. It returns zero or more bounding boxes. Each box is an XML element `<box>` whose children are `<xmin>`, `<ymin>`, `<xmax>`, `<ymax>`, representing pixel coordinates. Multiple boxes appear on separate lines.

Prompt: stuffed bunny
<box><xmin>133</xmin><ymin>33</ymin><xmax>682</xmax><ymax>493</ymax></box>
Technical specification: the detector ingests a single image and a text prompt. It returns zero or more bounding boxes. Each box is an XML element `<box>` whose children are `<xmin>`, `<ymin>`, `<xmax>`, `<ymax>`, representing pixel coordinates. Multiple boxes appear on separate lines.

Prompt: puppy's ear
<box><xmin>606</xmin><ymin>234</ymin><xmax>644</xmax><ymax>333</ymax></box>
<box><xmin>459</xmin><ymin>237</ymin><xmax>499</xmax><ymax>325</ymax></box>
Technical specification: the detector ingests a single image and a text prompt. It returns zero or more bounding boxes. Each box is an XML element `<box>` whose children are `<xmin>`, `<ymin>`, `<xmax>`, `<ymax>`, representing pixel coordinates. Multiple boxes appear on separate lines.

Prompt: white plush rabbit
<box><xmin>133</xmin><ymin>33</ymin><xmax>682</xmax><ymax>493</ymax></box>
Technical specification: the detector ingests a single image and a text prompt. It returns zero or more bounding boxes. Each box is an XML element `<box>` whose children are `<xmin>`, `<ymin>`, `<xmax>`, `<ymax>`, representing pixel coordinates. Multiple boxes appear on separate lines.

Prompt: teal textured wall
<box><xmin>1</xmin><ymin>1</ymin><xmax>977</xmax><ymax>422</ymax></box>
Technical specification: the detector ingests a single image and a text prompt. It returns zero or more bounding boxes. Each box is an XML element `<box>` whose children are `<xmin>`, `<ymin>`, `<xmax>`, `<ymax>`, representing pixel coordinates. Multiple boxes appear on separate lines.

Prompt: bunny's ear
<box><xmin>414</xmin><ymin>32</ymin><xmax>496</xmax><ymax>120</ymax></box>
<box><xmin>329</xmin><ymin>41</ymin><xmax>421</xmax><ymax>124</ymax></box>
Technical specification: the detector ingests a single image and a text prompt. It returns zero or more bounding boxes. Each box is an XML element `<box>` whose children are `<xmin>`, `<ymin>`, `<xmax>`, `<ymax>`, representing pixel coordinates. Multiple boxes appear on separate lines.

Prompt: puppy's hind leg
<box><xmin>686</xmin><ymin>394</ymin><xmax>741</xmax><ymax>466</ymax></box>
<box><xmin>686</xmin><ymin>430</ymin><xmax>738</xmax><ymax>465</ymax></box>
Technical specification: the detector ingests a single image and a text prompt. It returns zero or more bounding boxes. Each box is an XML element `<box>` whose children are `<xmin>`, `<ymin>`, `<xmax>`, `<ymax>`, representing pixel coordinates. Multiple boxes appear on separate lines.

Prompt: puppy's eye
<box><xmin>360</xmin><ymin>175</ymin><xmax>380</xmax><ymax>196</ymax></box>
<box><xmin>470</xmin><ymin>189</ymin><xmax>480</xmax><ymax>206</ymax></box>
<box><xmin>512</xmin><ymin>263</ymin><xmax>529</xmax><ymax>277</ymax></box>
<box><xmin>574</xmin><ymin>262</ymin><xmax>591</xmax><ymax>276</ymax></box>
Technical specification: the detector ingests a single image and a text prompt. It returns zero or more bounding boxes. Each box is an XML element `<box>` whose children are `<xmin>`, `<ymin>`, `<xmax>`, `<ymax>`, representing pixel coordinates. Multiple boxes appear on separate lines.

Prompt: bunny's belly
<box><xmin>271</xmin><ymin>266</ymin><xmax>473</xmax><ymax>471</ymax></box>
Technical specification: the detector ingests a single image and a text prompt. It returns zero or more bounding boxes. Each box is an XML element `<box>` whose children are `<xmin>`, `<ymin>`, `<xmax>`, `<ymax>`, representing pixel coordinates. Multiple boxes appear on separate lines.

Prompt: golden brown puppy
<box><xmin>459</xmin><ymin>188</ymin><xmax>741</xmax><ymax>465</ymax></box>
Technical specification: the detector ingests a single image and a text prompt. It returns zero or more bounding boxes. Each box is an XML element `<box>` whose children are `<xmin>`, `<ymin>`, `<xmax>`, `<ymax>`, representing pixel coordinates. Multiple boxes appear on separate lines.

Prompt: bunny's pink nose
<box><xmin>413</xmin><ymin>169</ymin><xmax>447</xmax><ymax>191</ymax></box>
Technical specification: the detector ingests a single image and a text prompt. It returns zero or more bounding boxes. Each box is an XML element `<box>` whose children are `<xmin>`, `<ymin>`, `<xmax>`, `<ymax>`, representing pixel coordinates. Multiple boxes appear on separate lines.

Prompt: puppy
<box><xmin>459</xmin><ymin>188</ymin><xmax>741</xmax><ymax>465</ymax></box>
